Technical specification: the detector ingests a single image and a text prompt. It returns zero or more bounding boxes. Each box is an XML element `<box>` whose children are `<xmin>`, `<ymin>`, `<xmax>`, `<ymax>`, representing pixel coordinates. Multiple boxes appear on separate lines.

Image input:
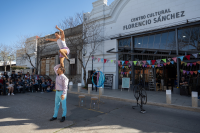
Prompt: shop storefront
<box><xmin>83</xmin><ymin>0</ymin><xmax>200</xmax><ymax>91</ymax></box>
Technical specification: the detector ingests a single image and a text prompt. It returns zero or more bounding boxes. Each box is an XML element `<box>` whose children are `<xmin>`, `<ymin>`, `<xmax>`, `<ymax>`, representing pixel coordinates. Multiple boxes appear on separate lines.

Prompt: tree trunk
<box><xmin>83</xmin><ymin>68</ymin><xmax>86</xmax><ymax>86</ymax></box>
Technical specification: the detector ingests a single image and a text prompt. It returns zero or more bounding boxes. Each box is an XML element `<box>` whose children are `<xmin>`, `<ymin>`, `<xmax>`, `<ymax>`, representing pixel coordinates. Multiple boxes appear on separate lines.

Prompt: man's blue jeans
<box><xmin>53</xmin><ymin>91</ymin><xmax>67</xmax><ymax>118</ymax></box>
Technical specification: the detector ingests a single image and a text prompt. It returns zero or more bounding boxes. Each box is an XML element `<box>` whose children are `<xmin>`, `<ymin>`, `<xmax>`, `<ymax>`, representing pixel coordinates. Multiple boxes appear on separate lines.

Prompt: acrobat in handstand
<box><xmin>46</xmin><ymin>25</ymin><xmax>70</xmax><ymax>67</ymax></box>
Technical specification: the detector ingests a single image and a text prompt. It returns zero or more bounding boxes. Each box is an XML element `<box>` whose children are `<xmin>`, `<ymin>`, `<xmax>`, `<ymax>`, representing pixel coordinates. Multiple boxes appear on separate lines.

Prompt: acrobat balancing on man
<box><xmin>46</xmin><ymin>25</ymin><xmax>70</xmax><ymax>68</ymax></box>
<box><xmin>46</xmin><ymin>25</ymin><xmax>70</xmax><ymax>122</ymax></box>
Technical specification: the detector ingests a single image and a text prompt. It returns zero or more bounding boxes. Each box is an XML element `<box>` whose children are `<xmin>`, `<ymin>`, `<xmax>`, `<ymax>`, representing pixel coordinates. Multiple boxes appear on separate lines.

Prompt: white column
<box><xmin>166</xmin><ymin>90</ymin><xmax>171</xmax><ymax>104</ymax></box>
<box><xmin>78</xmin><ymin>83</ymin><xmax>82</xmax><ymax>92</ymax></box>
<box><xmin>69</xmin><ymin>82</ymin><xmax>73</xmax><ymax>91</ymax></box>
<box><xmin>99</xmin><ymin>87</ymin><xmax>104</xmax><ymax>96</ymax></box>
<box><xmin>88</xmin><ymin>84</ymin><xmax>92</xmax><ymax>94</ymax></box>
<box><xmin>192</xmin><ymin>92</ymin><xmax>198</xmax><ymax>108</ymax></box>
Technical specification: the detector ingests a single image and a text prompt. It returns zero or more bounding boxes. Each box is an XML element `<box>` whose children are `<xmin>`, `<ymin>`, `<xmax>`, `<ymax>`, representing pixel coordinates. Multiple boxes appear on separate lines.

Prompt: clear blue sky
<box><xmin>0</xmin><ymin>0</ymin><xmax>114</xmax><ymax>46</ymax></box>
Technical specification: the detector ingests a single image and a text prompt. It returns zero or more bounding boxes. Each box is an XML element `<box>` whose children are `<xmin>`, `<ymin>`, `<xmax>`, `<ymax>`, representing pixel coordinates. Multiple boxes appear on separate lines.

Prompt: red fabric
<box><xmin>185</xmin><ymin>55</ymin><xmax>190</xmax><ymax>60</ymax></box>
<box><xmin>104</xmin><ymin>59</ymin><xmax>107</xmax><ymax>63</ymax></box>
<box><xmin>125</xmin><ymin>61</ymin><xmax>129</xmax><ymax>65</ymax></box>
<box><xmin>192</xmin><ymin>62</ymin><xmax>196</xmax><ymax>66</ymax></box>
<box><xmin>0</xmin><ymin>79</ymin><xmax>3</xmax><ymax>84</ymax></box>
<box><xmin>151</xmin><ymin>60</ymin><xmax>156</xmax><ymax>65</ymax></box>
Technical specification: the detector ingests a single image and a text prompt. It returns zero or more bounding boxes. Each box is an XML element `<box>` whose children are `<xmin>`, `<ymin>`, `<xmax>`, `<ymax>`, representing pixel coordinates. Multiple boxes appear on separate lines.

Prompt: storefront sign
<box><xmin>122</xmin><ymin>78</ymin><xmax>130</xmax><ymax>89</ymax></box>
<box><xmin>123</xmin><ymin>9</ymin><xmax>185</xmax><ymax>30</ymax></box>
<box><xmin>70</xmin><ymin>58</ymin><xmax>75</xmax><ymax>64</ymax></box>
<box><xmin>104</xmin><ymin>74</ymin><xmax>113</xmax><ymax>89</ymax></box>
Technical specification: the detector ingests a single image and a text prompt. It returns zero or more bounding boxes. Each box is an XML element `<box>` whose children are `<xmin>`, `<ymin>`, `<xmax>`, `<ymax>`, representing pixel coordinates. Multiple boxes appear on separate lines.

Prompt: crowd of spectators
<box><xmin>0</xmin><ymin>71</ymin><xmax>55</xmax><ymax>96</ymax></box>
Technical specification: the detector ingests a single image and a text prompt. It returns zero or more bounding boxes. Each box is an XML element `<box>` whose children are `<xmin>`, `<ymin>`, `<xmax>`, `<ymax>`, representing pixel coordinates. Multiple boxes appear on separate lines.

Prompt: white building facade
<box><xmin>83</xmin><ymin>0</ymin><xmax>200</xmax><ymax>89</ymax></box>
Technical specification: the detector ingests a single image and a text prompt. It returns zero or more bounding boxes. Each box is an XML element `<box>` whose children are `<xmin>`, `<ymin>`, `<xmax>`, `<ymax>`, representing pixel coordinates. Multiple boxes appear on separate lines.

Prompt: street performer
<box><xmin>46</xmin><ymin>25</ymin><xmax>70</xmax><ymax>67</ymax></box>
<box><xmin>50</xmin><ymin>64</ymin><xmax>69</xmax><ymax>122</ymax></box>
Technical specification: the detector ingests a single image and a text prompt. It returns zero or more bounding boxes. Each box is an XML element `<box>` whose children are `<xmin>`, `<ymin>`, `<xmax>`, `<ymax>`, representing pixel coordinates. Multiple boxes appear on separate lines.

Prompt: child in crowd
<box><xmin>41</xmin><ymin>79</ymin><xmax>47</xmax><ymax>92</ymax></box>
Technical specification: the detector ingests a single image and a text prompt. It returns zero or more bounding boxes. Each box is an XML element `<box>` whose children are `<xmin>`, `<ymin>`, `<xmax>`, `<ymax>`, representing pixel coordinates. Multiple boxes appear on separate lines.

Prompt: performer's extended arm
<box><xmin>45</xmin><ymin>38</ymin><xmax>57</xmax><ymax>42</ymax></box>
<box><xmin>55</xmin><ymin>25</ymin><xmax>65</xmax><ymax>40</ymax></box>
<box><xmin>54</xmin><ymin>64</ymin><xmax>61</xmax><ymax>76</ymax></box>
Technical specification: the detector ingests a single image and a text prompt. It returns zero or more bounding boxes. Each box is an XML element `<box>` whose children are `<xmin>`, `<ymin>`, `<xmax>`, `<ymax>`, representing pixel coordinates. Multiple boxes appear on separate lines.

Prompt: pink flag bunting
<box><xmin>163</xmin><ymin>63</ymin><xmax>167</xmax><ymax>66</ymax></box>
<box><xmin>193</xmin><ymin>62</ymin><xmax>196</xmax><ymax>66</ymax></box>
<box><xmin>118</xmin><ymin>60</ymin><xmax>120</xmax><ymax>64</ymax></box>
<box><xmin>183</xmin><ymin>70</ymin><xmax>186</xmax><ymax>74</ymax></box>
<box><xmin>142</xmin><ymin>61</ymin><xmax>146</xmax><ymax>65</ymax></box>
<box><xmin>190</xmin><ymin>71</ymin><xmax>194</xmax><ymax>75</ymax></box>
<box><xmin>172</xmin><ymin>57</ymin><xmax>177</xmax><ymax>63</ymax></box>
<box><xmin>187</xmin><ymin>63</ymin><xmax>190</xmax><ymax>66</ymax></box>
<box><xmin>98</xmin><ymin>58</ymin><xmax>100</xmax><ymax>62</ymax></box>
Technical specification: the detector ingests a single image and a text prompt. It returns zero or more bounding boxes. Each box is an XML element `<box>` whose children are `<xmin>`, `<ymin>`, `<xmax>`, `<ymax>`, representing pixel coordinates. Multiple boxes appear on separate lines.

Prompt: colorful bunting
<box><xmin>142</xmin><ymin>64</ymin><xmax>145</xmax><ymax>67</ymax></box>
<box><xmin>192</xmin><ymin>54</ymin><xmax>198</xmax><ymax>58</ymax></box>
<box><xmin>178</xmin><ymin>56</ymin><xmax>184</xmax><ymax>61</ymax></box>
<box><xmin>160</xmin><ymin>64</ymin><xmax>164</xmax><ymax>67</ymax></box>
<box><xmin>180</xmin><ymin>69</ymin><xmax>183</xmax><ymax>72</ymax></box>
<box><xmin>152</xmin><ymin>65</ymin><xmax>155</xmax><ymax>68</ymax></box>
<box><xmin>118</xmin><ymin>60</ymin><xmax>120</xmax><ymax>64</ymax></box>
<box><xmin>183</xmin><ymin>70</ymin><xmax>186</xmax><ymax>74</ymax></box>
<box><xmin>147</xmin><ymin>60</ymin><xmax>151</xmax><ymax>65</ymax></box>
<box><xmin>190</xmin><ymin>63</ymin><xmax>193</xmax><ymax>67</ymax></box>
<box><xmin>162</xmin><ymin>59</ymin><xmax>166</xmax><ymax>63</ymax></box>
<box><xmin>187</xmin><ymin>63</ymin><xmax>190</xmax><ymax>67</ymax></box>
<box><xmin>101</xmin><ymin>58</ymin><xmax>104</xmax><ymax>63</ymax></box>
<box><xmin>157</xmin><ymin>64</ymin><xmax>160</xmax><ymax>67</ymax></box>
<box><xmin>184</xmin><ymin>62</ymin><xmax>187</xmax><ymax>66</ymax></box>
<box><xmin>172</xmin><ymin>57</ymin><xmax>177</xmax><ymax>62</ymax></box>
<box><xmin>194</xmin><ymin>71</ymin><xmax>198</xmax><ymax>75</ymax></box>
<box><xmin>121</xmin><ymin>61</ymin><xmax>125</xmax><ymax>65</ymax></box>
<box><xmin>164</xmin><ymin>63</ymin><xmax>167</xmax><ymax>66</ymax></box>
<box><xmin>156</xmin><ymin>59</ymin><xmax>161</xmax><ymax>64</ymax></box>
<box><xmin>170</xmin><ymin>61</ymin><xmax>174</xmax><ymax>64</ymax></box>
<box><xmin>114</xmin><ymin>60</ymin><xmax>116</xmax><ymax>64</ymax></box>
<box><xmin>107</xmin><ymin>59</ymin><xmax>110</xmax><ymax>63</ymax></box>
<box><xmin>125</xmin><ymin>61</ymin><xmax>129</xmax><ymax>65</ymax></box>
<box><xmin>138</xmin><ymin>61</ymin><xmax>141</xmax><ymax>65</ymax></box>
<box><xmin>98</xmin><ymin>58</ymin><xmax>100</xmax><ymax>62</ymax></box>
<box><xmin>150</xmin><ymin>60</ymin><xmax>155</xmax><ymax>65</ymax></box>
<box><xmin>122</xmin><ymin>66</ymin><xmax>124</xmax><ymax>68</ymax></box>
<box><xmin>198</xmin><ymin>70</ymin><xmax>200</xmax><ymax>73</ymax></box>
<box><xmin>133</xmin><ymin>61</ymin><xmax>137</xmax><ymax>66</ymax></box>
<box><xmin>111</xmin><ymin>60</ymin><xmax>113</xmax><ymax>63</ymax></box>
<box><xmin>190</xmin><ymin>71</ymin><xmax>193</xmax><ymax>75</ymax></box>
<box><xmin>129</xmin><ymin>71</ymin><xmax>131</xmax><ymax>74</ymax></box>
<box><xmin>104</xmin><ymin>59</ymin><xmax>107</xmax><ymax>63</ymax></box>
<box><xmin>129</xmin><ymin>61</ymin><xmax>133</xmax><ymax>65</ymax></box>
<box><xmin>193</xmin><ymin>62</ymin><xmax>196</xmax><ymax>66</ymax></box>
<box><xmin>168</xmin><ymin>58</ymin><xmax>171</xmax><ymax>61</ymax></box>
<box><xmin>142</xmin><ymin>61</ymin><xmax>146</xmax><ymax>65</ymax></box>
<box><xmin>186</xmin><ymin>71</ymin><xmax>190</xmax><ymax>75</ymax></box>
<box><xmin>197</xmin><ymin>61</ymin><xmax>200</xmax><ymax>65</ymax></box>
<box><xmin>181</xmin><ymin>61</ymin><xmax>185</xmax><ymax>65</ymax></box>
<box><xmin>185</xmin><ymin>55</ymin><xmax>191</xmax><ymax>60</ymax></box>
<box><xmin>145</xmin><ymin>65</ymin><xmax>147</xmax><ymax>67</ymax></box>
<box><xmin>167</xmin><ymin>62</ymin><xmax>170</xmax><ymax>65</ymax></box>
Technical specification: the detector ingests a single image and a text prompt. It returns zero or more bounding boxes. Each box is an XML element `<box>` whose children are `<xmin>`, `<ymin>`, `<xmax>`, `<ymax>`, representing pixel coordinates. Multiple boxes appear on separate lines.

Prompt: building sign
<box><xmin>122</xmin><ymin>78</ymin><xmax>130</xmax><ymax>89</ymax></box>
<box><xmin>104</xmin><ymin>74</ymin><xmax>113</xmax><ymax>89</ymax></box>
<box><xmin>123</xmin><ymin>9</ymin><xmax>185</xmax><ymax>30</ymax></box>
<box><xmin>70</xmin><ymin>58</ymin><xmax>75</xmax><ymax>64</ymax></box>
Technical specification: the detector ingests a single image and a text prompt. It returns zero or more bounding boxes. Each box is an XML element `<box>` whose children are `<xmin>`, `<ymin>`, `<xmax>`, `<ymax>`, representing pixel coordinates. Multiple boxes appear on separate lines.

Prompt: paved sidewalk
<box><xmin>68</xmin><ymin>87</ymin><xmax>200</xmax><ymax>112</ymax></box>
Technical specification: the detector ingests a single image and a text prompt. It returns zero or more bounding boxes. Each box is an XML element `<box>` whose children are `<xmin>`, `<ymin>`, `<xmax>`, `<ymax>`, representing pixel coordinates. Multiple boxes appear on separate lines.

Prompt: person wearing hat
<box><xmin>91</xmin><ymin>69</ymin><xmax>97</xmax><ymax>92</ymax></box>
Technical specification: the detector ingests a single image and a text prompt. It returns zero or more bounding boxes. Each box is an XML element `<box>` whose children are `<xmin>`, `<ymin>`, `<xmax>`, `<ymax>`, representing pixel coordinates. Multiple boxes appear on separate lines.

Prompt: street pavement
<box><xmin>0</xmin><ymin>92</ymin><xmax>200</xmax><ymax>133</ymax></box>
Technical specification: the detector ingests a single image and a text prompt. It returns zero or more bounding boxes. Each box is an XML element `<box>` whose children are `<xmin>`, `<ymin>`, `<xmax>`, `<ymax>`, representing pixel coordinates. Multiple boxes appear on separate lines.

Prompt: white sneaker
<box><xmin>8</xmin><ymin>93</ymin><xmax>10</xmax><ymax>96</ymax></box>
<box><xmin>11</xmin><ymin>93</ymin><xmax>14</xmax><ymax>95</ymax></box>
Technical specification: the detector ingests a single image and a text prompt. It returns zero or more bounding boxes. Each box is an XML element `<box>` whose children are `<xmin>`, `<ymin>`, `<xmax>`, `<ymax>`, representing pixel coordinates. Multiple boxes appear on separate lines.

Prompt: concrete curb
<box><xmin>68</xmin><ymin>91</ymin><xmax>200</xmax><ymax>113</ymax></box>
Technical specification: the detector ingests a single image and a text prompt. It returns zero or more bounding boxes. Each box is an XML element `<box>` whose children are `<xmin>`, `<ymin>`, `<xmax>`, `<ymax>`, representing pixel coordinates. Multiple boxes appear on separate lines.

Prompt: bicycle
<box><xmin>132</xmin><ymin>85</ymin><xmax>147</xmax><ymax>113</ymax></box>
